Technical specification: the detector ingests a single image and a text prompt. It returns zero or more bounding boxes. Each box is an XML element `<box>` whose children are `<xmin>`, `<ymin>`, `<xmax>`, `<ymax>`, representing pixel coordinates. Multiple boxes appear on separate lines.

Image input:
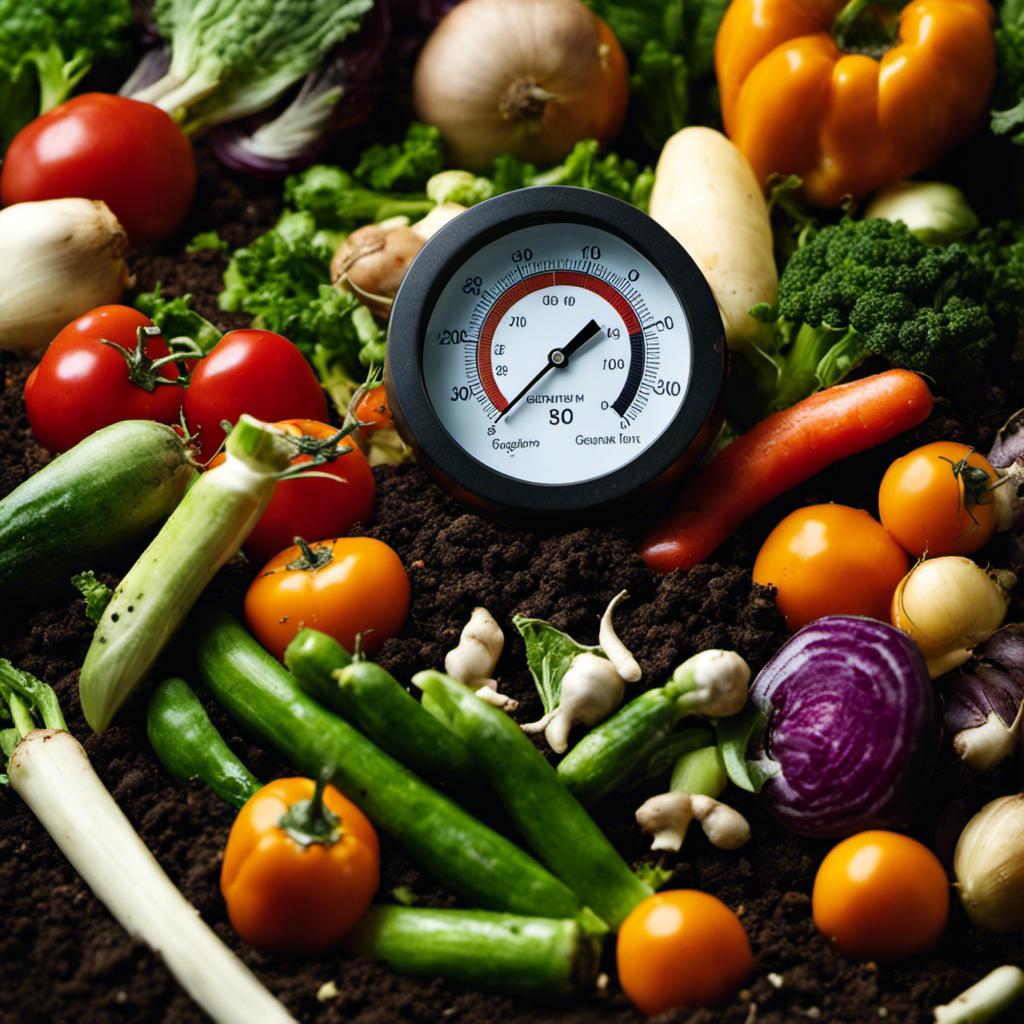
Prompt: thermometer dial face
<box><xmin>386</xmin><ymin>187</ymin><xmax>725</xmax><ymax>519</ymax></box>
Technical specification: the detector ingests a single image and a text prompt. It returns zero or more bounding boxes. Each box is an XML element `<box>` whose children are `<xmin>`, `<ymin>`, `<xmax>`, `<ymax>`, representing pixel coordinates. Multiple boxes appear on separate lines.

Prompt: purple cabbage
<box><xmin>743</xmin><ymin>615</ymin><xmax>941</xmax><ymax>838</ymax></box>
<box><xmin>943</xmin><ymin>624</ymin><xmax>1024</xmax><ymax>771</ymax></box>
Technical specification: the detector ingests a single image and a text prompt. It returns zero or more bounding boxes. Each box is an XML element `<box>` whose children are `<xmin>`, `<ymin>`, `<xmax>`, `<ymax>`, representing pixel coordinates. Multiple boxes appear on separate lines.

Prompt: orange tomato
<box><xmin>812</xmin><ymin>830</ymin><xmax>949</xmax><ymax>960</ymax></box>
<box><xmin>352</xmin><ymin>382</ymin><xmax>394</xmax><ymax>438</ymax></box>
<box><xmin>878</xmin><ymin>441</ymin><xmax>1000</xmax><ymax>558</ymax></box>
<box><xmin>752</xmin><ymin>504</ymin><xmax>910</xmax><ymax>632</ymax></box>
<box><xmin>221</xmin><ymin>777</ymin><xmax>379</xmax><ymax>952</ymax></box>
<box><xmin>209</xmin><ymin>419</ymin><xmax>376</xmax><ymax>565</ymax></box>
<box><xmin>616</xmin><ymin>890</ymin><xmax>753</xmax><ymax>1014</ymax></box>
<box><xmin>244</xmin><ymin>536</ymin><xmax>410</xmax><ymax>660</ymax></box>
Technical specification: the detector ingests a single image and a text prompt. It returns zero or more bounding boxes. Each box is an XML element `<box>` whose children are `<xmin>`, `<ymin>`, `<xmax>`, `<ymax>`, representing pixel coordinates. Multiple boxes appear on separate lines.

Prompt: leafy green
<box><xmin>582</xmin><ymin>0</ymin><xmax>730</xmax><ymax>147</ymax></box>
<box><xmin>512</xmin><ymin>616</ymin><xmax>601</xmax><ymax>715</ymax></box>
<box><xmin>71</xmin><ymin>571</ymin><xmax>113</xmax><ymax>622</ymax></box>
<box><xmin>125</xmin><ymin>0</ymin><xmax>373</xmax><ymax>136</ymax></box>
<box><xmin>991</xmin><ymin>0</ymin><xmax>1024</xmax><ymax>142</ymax></box>
<box><xmin>219</xmin><ymin>210</ymin><xmax>384</xmax><ymax>411</ymax></box>
<box><xmin>0</xmin><ymin>0</ymin><xmax>133</xmax><ymax>151</ymax></box>
<box><xmin>134</xmin><ymin>286</ymin><xmax>223</xmax><ymax>355</ymax></box>
<box><xmin>733</xmin><ymin>217</ymin><xmax>995</xmax><ymax>426</ymax></box>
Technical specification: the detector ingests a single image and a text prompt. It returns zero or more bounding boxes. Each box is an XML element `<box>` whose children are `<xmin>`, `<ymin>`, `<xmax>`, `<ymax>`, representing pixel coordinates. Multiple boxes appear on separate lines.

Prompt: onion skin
<box><xmin>746</xmin><ymin>615</ymin><xmax>941</xmax><ymax>838</ymax></box>
<box><xmin>411</xmin><ymin>0</ymin><xmax>629</xmax><ymax>170</ymax></box>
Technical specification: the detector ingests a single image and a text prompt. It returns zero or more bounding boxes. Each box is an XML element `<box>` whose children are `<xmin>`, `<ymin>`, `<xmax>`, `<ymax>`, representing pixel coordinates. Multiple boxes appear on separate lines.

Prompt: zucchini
<box><xmin>343</xmin><ymin>905</ymin><xmax>604</xmax><ymax>997</ymax></box>
<box><xmin>79</xmin><ymin>415</ymin><xmax>294</xmax><ymax>733</ymax></box>
<box><xmin>184</xmin><ymin>607</ymin><xmax>584</xmax><ymax>921</ymax></box>
<box><xmin>412</xmin><ymin>670</ymin><xmax>653</xmax><ymax>930</ymax></box>
<box><xmin>147</xmin><ymin>677</ymin><xmax>261</xmax><ymax>810</ymax></box>
<box><xmin>0</xmin><ymin>419</ymin><xmax>195</xmax><ymax>603</ymax></box>
<box><xmin>284</xmin><ymin>629</ymin><xmax>475</xmax><ymax>783</ymax></box>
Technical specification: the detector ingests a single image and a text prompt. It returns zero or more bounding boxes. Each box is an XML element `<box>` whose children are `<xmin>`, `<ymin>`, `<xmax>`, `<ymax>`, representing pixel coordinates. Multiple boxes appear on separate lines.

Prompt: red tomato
<box><xmin>23</xmin><ymin>305</ymin><xmax>189</xmax><ymax>453</ymax></box>
<box><xmin>183</xmin><ymin>330</ymin><xmax>329</xmax><ymax>462</ymax></box>
<box><xmin>753</xmin><ymin>504</ymin><xmax>910</xmax><ymax>632</ymax></box>
<box><xmin>244</xmin><ymin>537</ymin><xmax>410</xmax><ymax>660</ymax></box>
<box><xmin>616</xmin><ymin>890</ymin><xmax>753</xmax><ymax>1014</ymax></box>
<box><xmin>0</xmin><ymin>94</ymin><xmax>196</xmax><ymax>245</ymax></box>
<box><xmin>812</xmin><ymin>830</ymin><xmax>949</xmax><ymax>960</ymax></box>
<box><xmin>878</xmin><ymin>441</ymin><xmax>1000</xmax><ymax>557</ymax></box>
<box><xmin>209</xmin><ymin>419</ymin><xmax>376</xmax><ymax>564</ymax></box>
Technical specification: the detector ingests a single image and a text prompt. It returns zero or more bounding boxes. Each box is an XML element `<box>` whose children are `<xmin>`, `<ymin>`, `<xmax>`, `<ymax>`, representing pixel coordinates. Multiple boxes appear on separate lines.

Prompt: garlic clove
<box><xmin>953</xmin><ymin>793</ymin><xmax>1024</xmax><ymax>932</ymax></box>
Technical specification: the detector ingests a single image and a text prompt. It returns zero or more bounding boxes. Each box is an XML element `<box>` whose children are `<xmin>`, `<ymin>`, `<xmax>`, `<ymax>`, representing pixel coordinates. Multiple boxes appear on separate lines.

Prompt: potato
<box><xmin>647</xmin><ymin>126</ymin><xmax>777</xmax><ymax>351</ymax></box>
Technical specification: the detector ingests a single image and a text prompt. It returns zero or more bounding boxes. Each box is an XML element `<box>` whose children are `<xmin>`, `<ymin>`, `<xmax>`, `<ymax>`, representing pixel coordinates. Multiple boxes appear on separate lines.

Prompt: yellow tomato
<box><xmin>878</xmin><ymin>441</ymin><xmax>999</xmax><ymax>557</ymax></box>
<box><xmin>753</xmin><ymin>504</ymin><xmax>910</xmax><ymax>632</ymax></box>
<box><xmin>812</xmin><ymin>830</ymin><xmax>949</xmax><ymax>960</ymax></box>
<box><xmin>616</xmin><ymin>890</ymin><xmax>753</xmax><ymax>1014</ymax></box>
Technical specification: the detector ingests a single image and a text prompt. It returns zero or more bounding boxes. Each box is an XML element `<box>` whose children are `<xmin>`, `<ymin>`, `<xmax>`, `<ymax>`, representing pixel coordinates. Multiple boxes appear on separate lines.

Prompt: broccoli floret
<box><xmin>0</xmin><ymin>0</ymin><xmax>133</xmax><ymax>150</ymax></box>
<box><xmin>739</xmin><ymin>218</ymin><xmax>994</xmax><ymax>424</ymax></box>
<box><xmin>960</xmin><ymin>220</ymin><xmax>1024</xmax><ymax>336</ymax></box>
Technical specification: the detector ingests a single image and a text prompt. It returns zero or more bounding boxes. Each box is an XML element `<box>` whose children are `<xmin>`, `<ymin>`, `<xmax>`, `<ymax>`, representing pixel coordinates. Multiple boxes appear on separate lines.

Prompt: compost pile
<box><xmin>0</xmin><ymin>143</ymin><xmax>1022</xmax><ymax>1024</ymax></box>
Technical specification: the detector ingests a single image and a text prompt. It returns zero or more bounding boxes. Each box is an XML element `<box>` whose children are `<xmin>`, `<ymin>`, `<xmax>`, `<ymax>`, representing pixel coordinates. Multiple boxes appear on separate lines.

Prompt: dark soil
<box><xmin>2</xmin><ymin>147</ymin><xmax>1023</xmax><ymax>1024</ymax></box>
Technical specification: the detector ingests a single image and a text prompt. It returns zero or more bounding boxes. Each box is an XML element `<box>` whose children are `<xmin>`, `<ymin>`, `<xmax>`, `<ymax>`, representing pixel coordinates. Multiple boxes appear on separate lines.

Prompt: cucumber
<box><xmin>413</xmin><ymin>670</ymin><xmax>654</xmax><ymax>930</ymax></box>
<box><xmin>0</xmin><ymin>419</ymin><xmax>195</xmax><ymax>602</ymax></box>
<box><xmin>147</xmin><ymin>677</ymin><xmax>261</xmax><ymax>810</ymax></box>
<box><xmin>343</xmin><ymin>905</ymin><xmax>604</xmax><ymax>996</ymax></box>
<box><xmin>284</xmin><ymin>629</ymin><xmax>476</xmax><ymax>784</ymax></box>
<box><xmin>184</xmin><ymin>607</ymin><xmax>584</xmax><ymax>921</ymax></box>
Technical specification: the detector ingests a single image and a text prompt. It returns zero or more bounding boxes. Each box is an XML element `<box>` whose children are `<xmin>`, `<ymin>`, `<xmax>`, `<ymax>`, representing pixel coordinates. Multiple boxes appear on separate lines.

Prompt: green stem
<box><xmin>286</xmin><ymin>537</ymin><xmax>334</xmax><ymax>572</ymax></box>
<box><xmin>277</xmin><ymin>771</ymin><xmax>343</xmax><ymax>848</ymax></box>
<box><xmin>832</xmin><ymin>0</ymin><xmax>903</xmax><ymax>56</ymax></box>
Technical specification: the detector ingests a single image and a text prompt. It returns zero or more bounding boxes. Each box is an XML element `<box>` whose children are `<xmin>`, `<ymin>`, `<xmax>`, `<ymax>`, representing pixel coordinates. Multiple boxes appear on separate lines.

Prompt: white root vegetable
<box><xmin>0</xmin><ymin>198</ymin><xmax>132</xmax><ymax>353</ymax></box>
<box><xmin>522</xmin><ymin>651</ymin><xmax>624</xmax><ymax>753</ymax></box>
<box><xmin>598</xmin><ymin>591</ymin><xmax>641</xmax><ymax>683</ymax></box>
<box><xmin>8</xmin><ymin>728</ymin><xmax>299</xmax><ymax>1024</ymax></box>
<box><xmin>412</xmin><ymin>0</ymin><xmax>629</xmax><ymax>170</ymax></box>
<box><xmin>443</xmin><ymin>607</ymin><xmax>518</xmax><ymax>710</ymax></box>
<box><xmin>647</xmin><ymin>126</ymin><xmax>778</xmax><ymax>352</ymax></box>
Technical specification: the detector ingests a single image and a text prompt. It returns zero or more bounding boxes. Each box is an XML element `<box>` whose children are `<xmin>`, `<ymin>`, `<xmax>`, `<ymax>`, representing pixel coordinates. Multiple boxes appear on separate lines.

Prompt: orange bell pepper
<box><xmin>220</xmin><ymin>776</ymin><xmax>380</xmax><ymax>952</ymax></box>
<box><xmin>714</xmin><ymin>0</ymin><xmax>997</xmax><ymax>207</ymax></box>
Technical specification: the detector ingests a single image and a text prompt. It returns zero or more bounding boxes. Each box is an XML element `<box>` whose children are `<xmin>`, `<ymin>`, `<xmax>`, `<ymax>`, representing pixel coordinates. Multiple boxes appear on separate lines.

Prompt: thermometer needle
<box><xmin>495</xmin><ymin>319</ymin><xmax>603</xmax><ymax>422</ymax></box>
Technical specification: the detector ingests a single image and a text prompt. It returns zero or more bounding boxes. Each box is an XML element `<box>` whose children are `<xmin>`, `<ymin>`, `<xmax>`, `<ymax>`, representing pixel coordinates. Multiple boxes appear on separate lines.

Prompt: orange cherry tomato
<box><xmin>221</xmin><ymin>776</ymin><xmax>379</xmax><ymax>953</ymax></box>
<box><xmin>616</xmin><ymin>890</ymin><xmax>753</xmax><ymax>1014</ymax></box>
<box><xmin>244</xmin><ymin>536</ymin><xmax>410</xmax><ymax>660</ymax></box>
<box><xmin>878</xmin><ymin>441</ymin><xmax>1000</xmax><ymax>558</ymax></box>
<box><xmin>753</xmin><ymin>504</ymin><xmax>910</xmax><ymax>632</ymax></box>
<box><xmin>352</xmin><ymin>382</ymin><xmax>394</xmax><ymax>439</ymax></box>
<box><xmin>209</xmin><ymin>419</ymin><xmax>376</xmax><ymax>565</ymax></box>
<box><xmin>812</xmin><ymin>830</ymin><xmax>949</xmax><ymax>960</ymax></box>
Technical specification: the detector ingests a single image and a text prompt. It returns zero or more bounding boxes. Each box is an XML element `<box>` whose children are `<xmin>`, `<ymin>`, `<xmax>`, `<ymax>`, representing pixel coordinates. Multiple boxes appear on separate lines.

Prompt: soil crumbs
<box><xmin>2</xmin><ymin>149</ymin><xmax>1023</xmax><ymax>1024</ymax></box>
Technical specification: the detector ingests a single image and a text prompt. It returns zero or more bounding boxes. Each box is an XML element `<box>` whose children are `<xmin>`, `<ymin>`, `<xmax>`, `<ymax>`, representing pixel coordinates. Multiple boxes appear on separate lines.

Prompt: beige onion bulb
<box><xmin>0</xmin><ymin>198</ymin><xmax>131</xmax><ymax>354</ymax></box>
<box><xmin>954</xmin><ymin>793</ymin><xmax>1024</xmax><ymax>932</ymax></box>
<box><xmin>412</xmin><ymin>0</ymin><xmax>629</xmax><ymax>170</ymax></box>
<box><xmin>891</xmin><ymin>556</ymin><xmax>1014</xmax><ymax>678</ymax></box>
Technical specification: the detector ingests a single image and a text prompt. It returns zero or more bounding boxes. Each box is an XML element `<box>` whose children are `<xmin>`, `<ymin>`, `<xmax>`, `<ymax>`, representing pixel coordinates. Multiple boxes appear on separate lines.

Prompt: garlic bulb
<box><xmin>954</xmin><ymin>793</ymin><xmax>1024</xmax><ymax>932</ymax></box>
<box><xmin>412</xmin><ymin>0</ymin><xmax>629</xmax><ymax>170</ymax></box>
<box><xmin>891</xmin><ymin>556</ymin><xmax>1014</xmax><ymax>678</ymax></box>
<box><xmin>0</xmin><ymin>198</ymin><xmax>131</xmax><ymax>353</ymax></box>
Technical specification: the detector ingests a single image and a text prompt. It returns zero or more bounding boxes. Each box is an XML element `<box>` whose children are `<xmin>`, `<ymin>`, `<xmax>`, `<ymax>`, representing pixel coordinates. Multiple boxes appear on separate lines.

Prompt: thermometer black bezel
<box><xmin>385</xmin><ymin>185</ymin><xmax>725</xmax><ymax>520</ymax></box>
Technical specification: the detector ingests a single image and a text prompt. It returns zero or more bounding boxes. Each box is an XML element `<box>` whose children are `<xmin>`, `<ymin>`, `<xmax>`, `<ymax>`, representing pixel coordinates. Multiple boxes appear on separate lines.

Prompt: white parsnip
<box><xmin>445</xmin><ymin>606</ymin><xmax>505</xmax><ymax>684</ymax></box>
<box><xmin>647</xmin><ymin>127</ymin><xmax>777</xmax><ymax>352</ymax></box>
<box><xmin>8</xmin><ymin>729</ymin><xmax>298</xmax><ymax>1024</ymax></box>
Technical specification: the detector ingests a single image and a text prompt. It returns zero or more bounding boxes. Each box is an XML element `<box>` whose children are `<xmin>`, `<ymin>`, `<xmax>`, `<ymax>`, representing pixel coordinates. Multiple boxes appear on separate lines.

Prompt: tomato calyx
<box><xmin>276</xmin><ymin>772</ymin><xmax>345</xmax><ymax>849</ymax></box>
<box><xmin>97</xmin><ymin>325</ymin><xmax>201</xmax><ymax>393</ymax></box>
<box><xmin>286</xmin><ymin>537</ymin><xmax>335</xmax><ymax>573</ymax></box>
<box><xmin>280</xmin><ymin>423</ymin><xmax>359</xmax><ymax>477</ymax></box>
<box><xmin>941</xmin><ymin>449</ymin><xmax>1000</xmax><ymax>535</ymax></box>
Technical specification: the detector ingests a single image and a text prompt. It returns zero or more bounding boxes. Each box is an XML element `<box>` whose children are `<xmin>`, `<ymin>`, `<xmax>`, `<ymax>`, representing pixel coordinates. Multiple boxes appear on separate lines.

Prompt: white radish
<box><xmin>647</xmin><ymin>126</ymin><xmax>778</xmax><ymax>353</ymax></box>
<box><xmin>8</xmin><ymin>729</ymin><xmax>299</xmax><ymax>1024</ymax></box>
<box><xmin>598</xmin><ymin>590</ymin><xmax>641</xmax><ymax>683</ymax></box>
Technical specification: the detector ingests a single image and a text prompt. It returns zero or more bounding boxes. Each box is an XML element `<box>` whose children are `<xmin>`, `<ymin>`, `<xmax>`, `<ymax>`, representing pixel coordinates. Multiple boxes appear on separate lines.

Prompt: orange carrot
<box><xmin>638</xmin><ymin>369</ymin><xmax>934</xmax><ymax>573</ymax></box>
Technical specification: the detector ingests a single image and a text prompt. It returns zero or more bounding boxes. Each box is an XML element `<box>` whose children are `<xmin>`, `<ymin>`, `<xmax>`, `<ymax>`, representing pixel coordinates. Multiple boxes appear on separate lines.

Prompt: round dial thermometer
<box><xmin>385</xmin><ymin>186</ymin><xmax>725</xmax><ymax>519</ymax></box>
